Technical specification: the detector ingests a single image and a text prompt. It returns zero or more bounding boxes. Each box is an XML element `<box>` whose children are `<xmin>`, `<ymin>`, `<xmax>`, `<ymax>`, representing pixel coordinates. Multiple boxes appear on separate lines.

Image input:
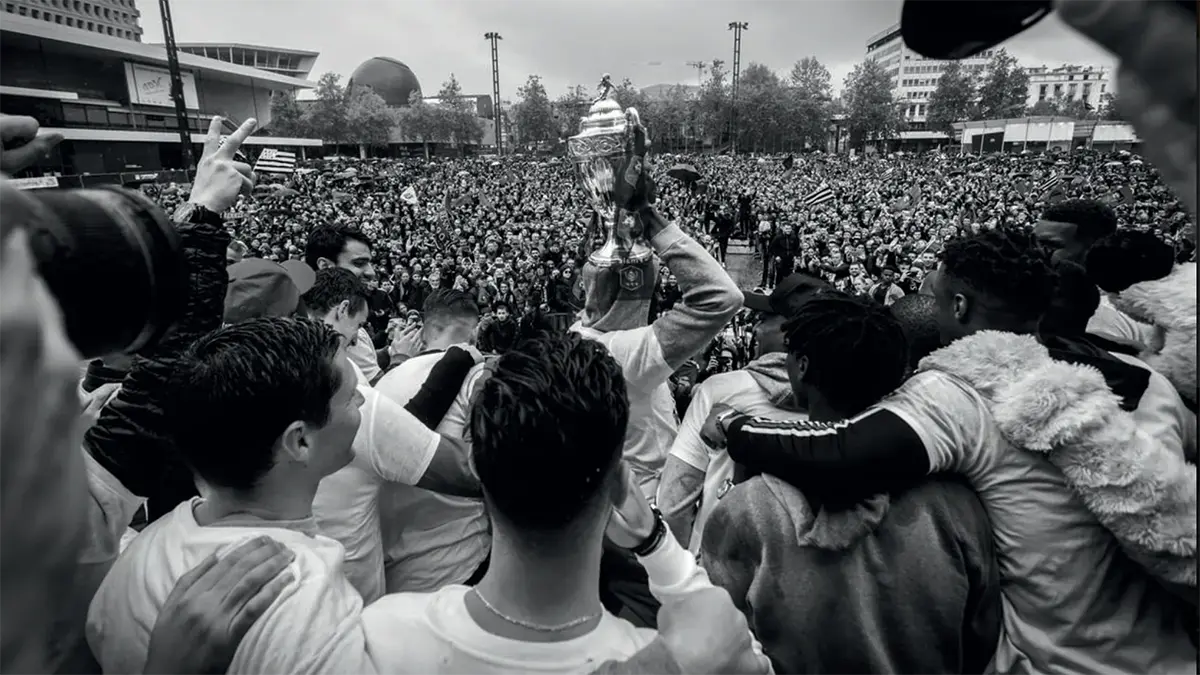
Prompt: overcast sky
<box><xmin>142</xmin><ymin>0</ymin><xmax>1117</xmax><ymax>99</ymax></box>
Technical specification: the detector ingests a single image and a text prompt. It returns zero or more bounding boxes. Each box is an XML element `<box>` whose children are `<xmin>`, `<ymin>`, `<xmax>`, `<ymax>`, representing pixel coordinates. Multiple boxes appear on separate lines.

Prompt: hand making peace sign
<box><xmin>188</xmin><ymin>116</ymin><xmax>257</xmax><ymax>215</ymax></box>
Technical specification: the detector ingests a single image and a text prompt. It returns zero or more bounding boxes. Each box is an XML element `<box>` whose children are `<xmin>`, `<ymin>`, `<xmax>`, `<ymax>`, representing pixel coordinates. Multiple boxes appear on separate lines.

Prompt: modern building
<box><xmin>3</xmin><ymin>0</ymin><xmax>143</xmax><ymax>40</ymax></box>
<box><xmin>175</xmin><ymin>43</ymin><xmax>319</xmax><ymax>80</ymax></box>
<box><xmin>865</xmin><ymin>22</ymin><xmax>996</xmax><ymax>128</ymax></box>
<box><xmin>348</xmin><ymin>57</ymin><xmax>422</xmax><ymax>107</ymax></box>
<box><xmin>1025</xmin><ymin>64</ymin><xmax>1109</xmax><ymax>110</ymax></box>
<box><xmin>0</xmin><ymin>12</ymin><xmax>318</xmax><ymax>176</ymax></box>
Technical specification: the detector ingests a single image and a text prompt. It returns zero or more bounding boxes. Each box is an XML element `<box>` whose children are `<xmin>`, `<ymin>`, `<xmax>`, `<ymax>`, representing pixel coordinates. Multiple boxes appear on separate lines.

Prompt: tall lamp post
<box><xmin>727</xmin><ymin>21</ymin><xmax>748</xmax><ymax>155</ymax></box>
<box><xmin>158</xmin><ymin>0</ymin><xmax>194</xmax><ymax>169</ymax></box>
<box><xmin>484</xmin><ymin>32</ymin><xmax>504</xmax><ymax>155</ymax></box>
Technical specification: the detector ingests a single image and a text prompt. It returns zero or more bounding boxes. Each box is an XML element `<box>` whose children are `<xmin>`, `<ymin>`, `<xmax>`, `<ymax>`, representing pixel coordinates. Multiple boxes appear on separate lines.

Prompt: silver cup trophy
<box><xmin>567</xmin><ymin>74</ymin><xmax>653</xmax><ymax>267</ymax></box>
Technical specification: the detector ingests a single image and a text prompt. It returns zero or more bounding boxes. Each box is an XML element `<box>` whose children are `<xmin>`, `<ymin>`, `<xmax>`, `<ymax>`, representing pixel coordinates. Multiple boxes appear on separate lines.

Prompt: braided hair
<box><xmin>784</xmin><ymin>292</ymin><xmax>909</xmax><ymax>416</ymax></box>
<box><xmin>941</xmin><ymin>227</ymin><xmax>1055</xmax><ymax>323</ymax></box>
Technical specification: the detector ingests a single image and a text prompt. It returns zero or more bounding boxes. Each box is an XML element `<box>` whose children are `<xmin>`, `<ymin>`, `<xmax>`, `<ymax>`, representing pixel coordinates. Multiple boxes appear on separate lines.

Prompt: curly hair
<box><xmin>1085</xmin><ymin>229</ymin><xmax>1175</xmax><ymax>293</ymax></box>
<box><xmin>165</xmin><ymin>317</ymin><xmax>343</xmax><ymax>491</ymax></box>
<box><xmin>888</xmin><ymin>294</ymin><xmax>941</xmax><ymax>370</ymax></box>
<box><xmin>784</xmin><ymin>293</ymin><xmax>909</xmax><ymax>415</ymax></box>
<box><xmin>468</xmin><ymin>334</ymin><xmax>628</xmax><ymax>532</ymax></box>
<box><xmin>1040</xmin><ymin>199</ymin><xmax>1118</xmax><ymax>244</ymax></box>
<box><xmin>941</xmin><ymin>227</ymin><xmax>1055</xmax><ymax>322</ymax></box>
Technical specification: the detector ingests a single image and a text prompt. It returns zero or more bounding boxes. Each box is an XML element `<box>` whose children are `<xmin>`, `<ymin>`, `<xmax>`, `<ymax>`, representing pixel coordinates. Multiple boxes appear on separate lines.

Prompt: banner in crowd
<box><xmin>802</xmin><ymin>184</ymin><xmax>834</xmax><ymax>208</ymax></box>
<box><xmin>254</xmin><ymin>149</ymin><xmax>298</xmax><ymax>175</ymax></box>
<box><xmin>400</xmin><ymin>186</ymin><xmax>419</xmax><ymax>205</ymax></box>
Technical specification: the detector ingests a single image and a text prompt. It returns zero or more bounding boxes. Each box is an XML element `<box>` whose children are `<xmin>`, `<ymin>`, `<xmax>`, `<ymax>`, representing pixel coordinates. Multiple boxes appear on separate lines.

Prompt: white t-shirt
<box><xmin>360</xmin><ymin>530</ymin><xmax>754</xmax><ymax>673</ymax></box>
<box><xmin>571</xmin><ymin>323</ymin><xmax>678</xmax><ymax>500</ymax></box>
<box><xmin>668</xmin><ymin>370</ymin><xmax>807</xmax><ymax>554</ymax></box>
<box><xmin>87</xmin><ymin>499</ymin><xmax>374</xmax><ymax>674</ymax></box>
<box><xmin>347</xmin><ymin>326</ymin><xmax>381</xmax><ymax>382</ymax></box>
<box><xmin>376</xmin><ymin>351</ymin><xmax>491</xmax><ymax>593</ymax></box>
<box><xmin>879</xmin><ymin>370</ymin><xmax>1196</xmax><ymax>674</ymax></box>
<box><xmin>312</xmin><ymin>360</ymin><xmax>439</xmax><ymax>604</ymax></box>
<box><xmin>1088</xmin><ymin>295</ymin><xmax>1156</xmax><ymax>346</ymax></box>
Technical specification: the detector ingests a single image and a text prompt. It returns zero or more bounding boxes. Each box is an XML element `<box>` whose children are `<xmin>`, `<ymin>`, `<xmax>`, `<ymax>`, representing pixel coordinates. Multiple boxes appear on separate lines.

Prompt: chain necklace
<box><xmin>471</xmin><ymin>588</ymin><xmax>601</xmax><ymax>633</ymax></box>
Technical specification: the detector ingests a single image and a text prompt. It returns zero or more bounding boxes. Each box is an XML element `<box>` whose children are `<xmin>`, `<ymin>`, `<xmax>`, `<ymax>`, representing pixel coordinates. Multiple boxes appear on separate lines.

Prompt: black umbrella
<box><xmin>667</xmin><ymin>163</ymin><xmax>703</xmax><ymax>184</ymax></box>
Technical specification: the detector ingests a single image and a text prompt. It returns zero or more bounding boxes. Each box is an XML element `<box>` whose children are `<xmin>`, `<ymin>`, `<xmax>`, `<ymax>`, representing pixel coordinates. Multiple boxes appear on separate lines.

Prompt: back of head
<box><xmin>941</xmin><ymin>227</ymin><xmax>1056</xmax><ymax>326</ymax></box>
<box><xmin>888</xmin><ymin>293</ymin><xmax>941</xmax><ymax>370</ymax></box>
<box><xmin>1085</xmin><ymin>229</ymin><xmax>1176</xmax><ymax>293</ymax></box>
<box><xmin>1041</xmin><ymin>199</ymin><xmax>1118</xmax><ymax>246</ymax></box>
<box><xmin>468</xmin><ymin>334</ymin><xmax>628</xmax><ymax>537</ymax></box>
<box><xmin>303</xmin><ymin>268</ymin><xmax>370</xmax><ymax>317</ymax></box>
<box><xmin>424</xmin><ymin>289</ymin><xmax>480</xmax><ymax>331</ymax></box>
<box><xmin>304</xmin><ymin>225</ymin><xmax>373</xmax><ymax>270</ymax></box>
<box><xmin>1041</xmin><ymin>260</ymin><xmax>1100</xmax><ymax>337</ymax></box>
<box><xmin>165</xmin><ymin>317</ymin><xmax>343</xmax><ymax>491</ymax></box>
<box><xmin>785</xmin><ymin>293</ymin><xmax>909</xmax><ymax>416</ymax></box>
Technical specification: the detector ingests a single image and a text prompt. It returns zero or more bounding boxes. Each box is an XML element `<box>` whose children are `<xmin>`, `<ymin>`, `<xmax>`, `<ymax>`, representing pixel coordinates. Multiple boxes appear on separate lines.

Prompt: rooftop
<box><xmin>173</xmin><ymin>42</ymin><xmax>320</xmax><ymax>57</ymax></box>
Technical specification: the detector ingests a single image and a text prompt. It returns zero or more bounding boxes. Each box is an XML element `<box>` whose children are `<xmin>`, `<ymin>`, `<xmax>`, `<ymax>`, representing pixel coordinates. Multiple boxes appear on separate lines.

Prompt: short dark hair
<box><xmin>784</xmin><ymin>293</ymin><xmax>908</xmax><ymax>415</ymax></box>
<box><xmin>303</xmin><ymin>268</ymin><xmax>370</xmax><ymax>317</ymax></box>
<box><xmin>469</xmin><ymin>334</ymin><xmax>628</xmax><ymax>532</ymax></box>
<box><xmin>423</xmin><ymin>289</ymin><xmax>479</xmax><ymax>326</ymax></box>
<box><xmin>1041</xmin><ymin>199</ymin><xmax>1118</xmax><ymax>244</ymax></box>
<box><xmin>941</xmin><ymin>227</ymin><xmax>1055</xmax><ymax>323</ymax></box>
<box><xmin>1085</xmin><ymin>229</ymin><xmax>1175</xmax><ymax>293</ymax></box>
<box><xmin>165</xmin><ymin>318</ymin><xmax>343</xmax><ymax>491</ymax></box>
<box><xmin>304</xmin><ymin>226</ymin><xmax>373</xmax><ymax>270</ymax></box>
<box><xmin>888</xmin><ymin>294</ymin><xmax>941</xmax><ymax>370</ymax></box>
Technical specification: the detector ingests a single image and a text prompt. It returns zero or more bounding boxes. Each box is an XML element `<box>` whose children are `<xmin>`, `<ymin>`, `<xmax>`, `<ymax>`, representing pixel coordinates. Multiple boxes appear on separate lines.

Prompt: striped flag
<box><xmin>881</xmin><ymin>166</ymin><xmax>896</xmax><ymax>179</ymax></box>
<box><xmin>1038</xmin><ymin>174</ymin><xmax>1063</xmax><ymax>195</ymax></box>
<box><xmin>253</xmin><ymin>148</ymin><xmax>297</xmax><ymax>174</ymax></box>
<box><xmin>802</xmin><ymin>184</ymin><xmax>834</xmax><ymax>208</ymax></box>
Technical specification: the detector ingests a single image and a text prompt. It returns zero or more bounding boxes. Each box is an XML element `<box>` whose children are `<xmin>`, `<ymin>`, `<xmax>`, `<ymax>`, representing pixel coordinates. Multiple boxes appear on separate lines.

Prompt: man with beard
<box><xmin>705</xmin><ymin>228</ymin><xmax>1197</xmax><ymax>673</ymax></box>
<box><xmin>478</xmin><ymin>302</ymin><xmax>519</xmax><ymax>354</ymax></box>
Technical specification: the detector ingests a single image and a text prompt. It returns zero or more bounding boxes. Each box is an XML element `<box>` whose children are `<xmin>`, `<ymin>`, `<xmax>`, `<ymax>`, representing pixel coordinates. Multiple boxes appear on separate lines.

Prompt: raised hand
<box><xmin>189</xmin><ymin>117</ymin><xmax>257</xmax><ymax>215</ymax></box>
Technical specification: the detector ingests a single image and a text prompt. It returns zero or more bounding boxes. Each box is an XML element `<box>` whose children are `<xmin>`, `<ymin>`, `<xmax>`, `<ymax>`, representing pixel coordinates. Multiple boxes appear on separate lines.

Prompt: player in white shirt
<box><xmin>304</xmin><ymin>225</ymin><xmax>384</xmax><ymax>382</ymax></box>
<box><xmin>88</xmin><ymin>318</ymin><xmax>375</xmax><ymax>674</ymax></box>
<box><xmin>362</xmin><ymin>334</ymin><xmax>771</xmax><ymax>674</ymax></box>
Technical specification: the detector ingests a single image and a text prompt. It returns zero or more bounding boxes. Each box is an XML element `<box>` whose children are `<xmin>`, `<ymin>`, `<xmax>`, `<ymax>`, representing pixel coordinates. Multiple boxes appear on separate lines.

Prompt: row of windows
<box><xmin>5</xmin><ymin>3</ymin><xmax>138</xmax><ymax>38</ymax></box>
<box><xmin>2</xmin><ymin>97</ymin><xmax>211</xmax><ymax>133</ymax></box>
<box><xmin>1036</xmin><ymin>82</ymin><xmax>1105</xmax><ymax>101</ymax></box>
<box><xmin>905</xmin><ymin>104</ymin><xmax>927</xmax><ymax>118</ymax></box>
<box><xmin>22</xmin><ymin>0</ymin><xmax>136</xmax><ymax>22</ymax></box>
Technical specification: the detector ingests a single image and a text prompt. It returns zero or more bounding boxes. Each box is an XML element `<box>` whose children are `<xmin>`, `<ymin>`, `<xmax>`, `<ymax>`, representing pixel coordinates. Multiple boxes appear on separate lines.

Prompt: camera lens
<box><xmin>3</xmin><ymin>182</ymin><xmax>186</xmax><ymax>359</ymax></box>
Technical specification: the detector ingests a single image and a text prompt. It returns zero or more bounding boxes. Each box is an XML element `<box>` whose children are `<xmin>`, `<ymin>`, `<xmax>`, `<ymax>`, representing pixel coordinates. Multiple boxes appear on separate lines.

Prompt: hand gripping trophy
<box><xmin>567</xmin><ymin>73</ymin><xmax>654</xmax><ymax>268</ymax></box>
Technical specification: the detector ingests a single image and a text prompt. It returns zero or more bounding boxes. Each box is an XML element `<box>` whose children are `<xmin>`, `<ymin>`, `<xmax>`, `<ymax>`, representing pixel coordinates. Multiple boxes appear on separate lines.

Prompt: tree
<box><xmin>698</xmin><ymin>59</ymin><xmax>730</xmax><ymax>148</ymax></box>
<box><xmin>513</xmin><ymin>75</ymin><xmax>556</xmax><ymax>146</ymax></box>
<box><xmin>554</xmin><ymin>84</ymin><xmax>590</xmax><ymax>139</ymax></box>
<box><xmin>397</xmin><ymin>90</ymin><xmax>445</xmax><ymax>159</ymax></box>
<box><xmin>303</xmin><ymin>71</ymin><xmax>349</xmax><ymax>145</ymax></box>
<box><xmin>269</xmin><ymin>92</ymin><xmax>308</xmax><ymax>137</ymax></box>
<box><xmin>437</xmin><ymin>74</ymin><xmax>484</xmax><ymax>153</ymax></box>
<box><xmin>842</xmin><ymin>59</ymin><xmax>901</xmax><ymax>149</ymax></box>
<box><xmin>786</xmin><ymin>56</ymin><xmax>833</xmax><ymax>151</ymax></box>
<box><xmin>925</xmin><ymin>61</ymin><xmax>976</xmax><ymax>135</ymax></box>
<box><xmin>1097</xmin><ymin>91</ymin><xmax>1123</xmax><ymax>121</ymax></box>
<box><xmin>344</xmin><ymin>85</ymin><xmax>396</xmax><ymax>156</ymax></box>
<box><xmin>975</xmin><ymin>49</ymin><xmax>1030</xmax><ymax>119</ymax></box>
<box><xmin>736</xmin><ymin>63</ymin><xmax>786</xmax><ymax>153</ymax></box>
<box><xmin>611</xmin><ymin>77</ymin><xmax>648</xmax><ymax>113</ymax></box>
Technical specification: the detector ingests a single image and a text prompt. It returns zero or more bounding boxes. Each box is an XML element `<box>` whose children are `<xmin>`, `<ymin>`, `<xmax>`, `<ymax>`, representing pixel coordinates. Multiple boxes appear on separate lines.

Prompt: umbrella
<box><xmin>666</xmin><ymin>163</ymin><xmax>702</xmax><ymax>184</ymax></box>
<box><xmin>1129</xmin><ymin>160</ymin><xmax>1144</xmax><ymax>166</ymax></box>
<box><xmin>1105</xmin><ymin>161</ymin><xmax>1122</xmax><ymax>167</ymax></box>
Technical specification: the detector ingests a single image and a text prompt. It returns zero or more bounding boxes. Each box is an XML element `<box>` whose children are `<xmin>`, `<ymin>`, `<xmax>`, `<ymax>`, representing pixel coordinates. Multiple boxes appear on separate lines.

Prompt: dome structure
<box><xmin>347</xmin><ymin>57</ymin><xmax>422</xmax><ymax>107</ymax></box>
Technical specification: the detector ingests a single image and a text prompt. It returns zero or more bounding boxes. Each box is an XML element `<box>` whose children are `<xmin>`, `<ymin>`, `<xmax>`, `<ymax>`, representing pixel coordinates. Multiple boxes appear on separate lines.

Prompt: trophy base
<box><xmin>588</xmin><ymin>241</ymin><xmax>654</xmax><ymax>268</ymax></box>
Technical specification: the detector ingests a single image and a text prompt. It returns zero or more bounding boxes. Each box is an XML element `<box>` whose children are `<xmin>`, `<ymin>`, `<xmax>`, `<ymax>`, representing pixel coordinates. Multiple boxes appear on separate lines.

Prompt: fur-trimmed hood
<box><xmin>919</xmin><ymin>331</ymin><xmax>1197</xmax><ymax>590</ymax></box>
<box><xmin>1109</xmin><ymin>262</ymin><xmax>1197</xmax><ymax>406</ymax></box>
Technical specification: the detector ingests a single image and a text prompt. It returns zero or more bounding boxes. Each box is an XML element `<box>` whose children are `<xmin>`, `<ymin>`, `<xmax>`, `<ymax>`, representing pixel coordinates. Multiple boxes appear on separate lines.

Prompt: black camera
<box><xmin>2</xmin><ymin>178</ymin><xmax>186</xmax><ymax>359</ymax></box>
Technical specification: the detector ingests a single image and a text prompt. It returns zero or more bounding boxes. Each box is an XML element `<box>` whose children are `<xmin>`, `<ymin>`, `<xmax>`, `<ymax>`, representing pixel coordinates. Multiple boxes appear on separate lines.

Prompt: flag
<box><xmin>802</xmin><ymin>184</ymin><xmax>834</xmax><ymax>208</ymax></box>
<box><xmin>782</xmin><ymin>155</ymin><xmax>795</xmax><ymax>170</ymax></box>
<box><xmin>881</xmin><ymin>166</ymin><xmax>896</xmax><ymax>179</ymax></box>
<box><xmin>1118</xmin><ymin>184</ymin><xmax>1135</xmax><ymax>205</ymax></box>
<box><xmin>253</xmin><ymin>148</ymin><xmax>297</xmax><ymax>174</ymax></box>
<box><xmin>1038</xmin><ymin>174</ymin><xmax>1063</xmax><ymax>195</ymax></box>
<box><xmin>399</xmin><ymin>186</ymin><xmax>418</xmax><ymax>205</ymax></box>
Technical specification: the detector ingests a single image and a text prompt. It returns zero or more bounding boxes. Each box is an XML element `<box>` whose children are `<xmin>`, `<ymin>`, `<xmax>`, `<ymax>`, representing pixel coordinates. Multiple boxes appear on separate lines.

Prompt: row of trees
<box><xmin>269</xmin><ymin>72</ymin><xmax>484</xmax><ymax>154</ymax></box>
<box><xmin>509</xmin><ymin>49</ymin><xmax>1123</xmax><ymax>153</ymax></box>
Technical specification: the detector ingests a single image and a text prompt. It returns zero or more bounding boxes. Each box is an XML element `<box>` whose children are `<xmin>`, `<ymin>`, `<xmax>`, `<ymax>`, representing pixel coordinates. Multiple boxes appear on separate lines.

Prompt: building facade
<box><xmin>865</xmin><ymin>22</ymin><xmax>995</xmax><ymax>128</ymax></box>
<box><xmin>0</xmin><ymin>12</ymin><xmax>317</xmax><ymax>175</ymax></box>
<box><xmin>175</xmin><ymin>43</ymin><xmax>319</xmax><ymax>79</ymax></box>
<box><xmin>3</xmin><ymin>0</ymin><xmax>142</xmax><ymax>40</ymax></box>
<box><xmin>1024</xmin><ymin>64</ymin><xmax>1109</xmax><ymax>110</ymax></box>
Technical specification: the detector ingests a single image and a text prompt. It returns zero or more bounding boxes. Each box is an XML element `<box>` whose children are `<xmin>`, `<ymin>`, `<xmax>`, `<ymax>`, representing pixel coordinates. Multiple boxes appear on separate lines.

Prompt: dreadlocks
<box><xmin>941</xmin><ymin>227</ymin><xmax>1055</xmax><ymax>323</ymax></box>
<box><xmin>784</xmin><ymin>292</ymin><xmax>909</xmax><ymax>416</ymax></box>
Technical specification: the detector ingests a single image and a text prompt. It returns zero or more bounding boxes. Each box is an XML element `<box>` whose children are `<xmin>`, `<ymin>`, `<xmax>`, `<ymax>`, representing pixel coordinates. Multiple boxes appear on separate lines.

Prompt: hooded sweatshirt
<box><xmin>701</xmin><ymin>474</ymin><xmax>1001</xmax><ymax>674</ymax></box>
<box><xmin>572</xmin><ymin>210</ymin><xmax>742</xmax><ymax>499</ymax></box>
<box><xmin>662</xmin><ymin>353</ymin><xmax>807</xmax><ymax>554</ymax></box>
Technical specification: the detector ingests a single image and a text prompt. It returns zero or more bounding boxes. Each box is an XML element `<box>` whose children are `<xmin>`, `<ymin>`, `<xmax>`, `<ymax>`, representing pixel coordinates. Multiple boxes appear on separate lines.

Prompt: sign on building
<box><xmin>124</xmin><ymin>62</ymin><xmax>200</xmax><ymax>109</ymax></box>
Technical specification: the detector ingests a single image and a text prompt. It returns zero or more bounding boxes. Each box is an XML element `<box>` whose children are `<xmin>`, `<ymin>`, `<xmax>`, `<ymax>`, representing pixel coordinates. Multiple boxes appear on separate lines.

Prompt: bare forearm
<box><xmin>658</xmin><ymin>456</ymin><xmax>706</xmax><ymax>549</ymax></box>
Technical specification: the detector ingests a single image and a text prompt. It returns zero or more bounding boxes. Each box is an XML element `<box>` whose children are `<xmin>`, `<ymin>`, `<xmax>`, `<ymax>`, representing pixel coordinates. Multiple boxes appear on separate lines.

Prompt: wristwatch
<box><xmin>629</xmin><ymin>505</ymin><xmax>668</xmax><ymax>557</ymax></box>
<box><xmin>172</xmin><ymin>201</ymin><xmax>223</xmax><ymax>227</ymax></box>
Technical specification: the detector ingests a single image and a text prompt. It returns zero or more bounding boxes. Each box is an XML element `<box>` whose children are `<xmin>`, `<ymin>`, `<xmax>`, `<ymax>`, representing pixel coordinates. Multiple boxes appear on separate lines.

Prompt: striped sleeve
<box><xmin>724</xmin><ymin>407</ymin><xmax>931</xmax><ymax>507</ymax></box>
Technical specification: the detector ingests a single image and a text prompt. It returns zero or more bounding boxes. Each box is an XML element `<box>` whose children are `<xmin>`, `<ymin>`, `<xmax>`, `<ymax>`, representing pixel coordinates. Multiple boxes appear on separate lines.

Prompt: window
<box><xmin>1039</xmin><ymin>84</ymin><xmax>1048</xmax><ymax>99</ymax></box>
<box><xmin>1068</xmin><ymin>74</ymin><xmax>1074</xmax><ymax>81</ymax></box>
<box><xmin>31</xmin><ymin>8</ymin><xmax>39</xmax><ymax>17</ymax></box>
<box><xmin>1068</xmin><ymin>83</ymin><xmax>1077</xmax><ymax>98</ymax></box>
<box><xmin>1054</xmin><ymin>84</ymin><xmax>1063</xmax><ymax>96</ymax></box>
<box><xmin>72</xmin><ymin>0</ymin><xmax>79</xmax><ymax>9</ymax></box>
<box><xmin>103</xmin><ymin>6</ymin><xmax>109</xmax><ymax>17</ymax></box>
<box><xmin>54</xmin><ymin>12</ymin><xmax>61</xmax><ymax>21</ymax></box>
<box><xmin>65</xmin><ymin>15</ymin><xmax>73</xmax><ymax>24</ymax></box>
<box><xmin>106</xmin><ymin>25</ymin><xmax>112</xmax><ymax>34</ymax></box>
<box><xmin>87</xmin><ymin>20</ymin><xmax>93</xmax><ymax>29</ymax></box>
<box><xmin>62</xmin><ymin>104</ymin><xmax>88</xmax><ymax>124</ymax></box>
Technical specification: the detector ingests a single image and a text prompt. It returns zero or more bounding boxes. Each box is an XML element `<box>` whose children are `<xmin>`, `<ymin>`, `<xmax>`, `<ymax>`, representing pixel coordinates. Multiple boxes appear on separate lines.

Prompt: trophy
<box><xmin>567</xmin><ymin>74</ymin><xmax>654</xmax><ymax>267</ymax></box>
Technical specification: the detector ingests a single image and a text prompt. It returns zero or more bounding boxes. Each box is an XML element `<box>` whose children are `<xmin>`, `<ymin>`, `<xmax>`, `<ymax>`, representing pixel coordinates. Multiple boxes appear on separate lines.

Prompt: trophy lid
<box><xmin>579</xmin><ymin>98</ymin><xmax>626</xmax><ymax>134</ymax></box>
